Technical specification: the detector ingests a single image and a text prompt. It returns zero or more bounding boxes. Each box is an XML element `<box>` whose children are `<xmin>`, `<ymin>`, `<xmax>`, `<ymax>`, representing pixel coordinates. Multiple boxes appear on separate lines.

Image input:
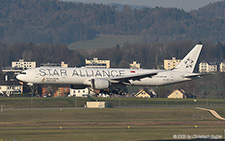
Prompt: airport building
<box><xmin>164</xmin><ymin>57</ymin><xmax>181</xmax><ymax>70</ymax></box>
<box><xmin>130</xmin><ymin>61</ymin><xmax>141</xmax><ymax>69</ymax></box>
<box><xmin>12</xmin><ymin>59</ymin><xmax>36</xmax><ymax>70</ymax></box>
<box><xmin>85</xmin><ymin>58</ymin><xmax>110</xmax><ymax>68</ymax></box>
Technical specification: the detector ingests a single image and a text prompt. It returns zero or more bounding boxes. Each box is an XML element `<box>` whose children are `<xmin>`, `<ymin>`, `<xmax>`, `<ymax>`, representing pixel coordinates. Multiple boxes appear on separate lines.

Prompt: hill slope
<box><xmin>1</xmin><ymin>0</ymin><xmax>225</xmax><ymax>44</ymax></box>
<box><xmin>190</xmin><ymin>0</ymin><xmax>225</xmax><ymax>18</ymax></box>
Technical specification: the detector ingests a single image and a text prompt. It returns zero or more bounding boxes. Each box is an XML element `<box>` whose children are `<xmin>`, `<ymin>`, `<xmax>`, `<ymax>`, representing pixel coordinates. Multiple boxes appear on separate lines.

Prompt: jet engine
<box><xmin>91</xmin><ymin>78</ymin><xmax>111</xmax><ymax>90</ymax></box>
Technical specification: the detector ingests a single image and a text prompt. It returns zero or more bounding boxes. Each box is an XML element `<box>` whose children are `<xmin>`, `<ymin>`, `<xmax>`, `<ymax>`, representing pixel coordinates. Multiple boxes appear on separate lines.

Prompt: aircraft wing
<box><xmin>110</xmin><ymin>71</ymin><xmax>160</xmax><ymax>84</ymax></box>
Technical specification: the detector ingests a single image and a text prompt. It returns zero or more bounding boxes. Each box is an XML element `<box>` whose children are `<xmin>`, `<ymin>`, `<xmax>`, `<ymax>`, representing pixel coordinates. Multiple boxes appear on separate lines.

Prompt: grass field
<box><xmin>0</xmin><ymin>108</ymin><xmax>224</xmax><ymax>140</ymax></box>
<box><xmin>0</xmin><ymin>98</ymin><xmax>225</xmax><ymax>140</ymax></box>
<box><xmin>1</xmin><ymin>97</ymin><xmax>225</xmax><ymax>109</ymax></box>
<box><xmin>68</xmin><ymin>34</ymin><xmax>141</xmax><ymax>50</ymax></box>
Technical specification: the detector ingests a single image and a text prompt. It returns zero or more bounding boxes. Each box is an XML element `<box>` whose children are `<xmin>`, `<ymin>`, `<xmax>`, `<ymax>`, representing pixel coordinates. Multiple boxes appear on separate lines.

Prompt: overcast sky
<box><xmin>61</xmin><ymin>0</ymin><xmax>222</xmax><ymax>11</ymax></box>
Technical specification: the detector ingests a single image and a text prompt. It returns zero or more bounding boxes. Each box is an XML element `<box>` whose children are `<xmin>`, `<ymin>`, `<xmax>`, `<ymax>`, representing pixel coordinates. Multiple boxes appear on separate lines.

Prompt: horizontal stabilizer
<box><xmin>184</xmin><ymin>73</ymin><xmax>202</xmax><ymax>78</ymax></box>
<box><xmin>184</xmin><ymin>72</ymin><xmax>213</xmax><ymax>79</ymax></box>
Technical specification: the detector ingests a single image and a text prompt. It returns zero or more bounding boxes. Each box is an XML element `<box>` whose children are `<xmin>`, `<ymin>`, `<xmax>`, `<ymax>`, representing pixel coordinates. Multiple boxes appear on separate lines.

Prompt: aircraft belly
<box><xmin>130</xmin><ymin>78</ymin><xmax>166</xmax><ymax>86</ymax></box>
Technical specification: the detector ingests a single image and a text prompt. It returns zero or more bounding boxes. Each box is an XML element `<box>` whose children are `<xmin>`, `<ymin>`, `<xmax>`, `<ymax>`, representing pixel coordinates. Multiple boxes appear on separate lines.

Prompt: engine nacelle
<box><xmin>91</xmin><ymin>78</ymin><xmax>110</xmax><ymax>90</ymax></box>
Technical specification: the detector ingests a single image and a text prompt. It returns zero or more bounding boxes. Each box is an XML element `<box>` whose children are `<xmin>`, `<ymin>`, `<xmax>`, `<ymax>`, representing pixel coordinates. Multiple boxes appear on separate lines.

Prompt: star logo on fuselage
<box><xmin>184</xmin><ymin>58</ymin><xmax>194</xmax><ymax>68</ymax></box>
<box><xmin>41</xmin><ymin>78</ymin><xmax>46</xmax><ymax>83</ymax></box>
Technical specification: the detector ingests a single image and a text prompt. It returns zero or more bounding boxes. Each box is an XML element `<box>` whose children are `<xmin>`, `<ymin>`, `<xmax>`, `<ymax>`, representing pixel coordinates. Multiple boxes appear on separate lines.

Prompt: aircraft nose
<box><xmin>16</xmin><ymin>74</ymin><xmax>26</xmax><ymax>82</ymax></box>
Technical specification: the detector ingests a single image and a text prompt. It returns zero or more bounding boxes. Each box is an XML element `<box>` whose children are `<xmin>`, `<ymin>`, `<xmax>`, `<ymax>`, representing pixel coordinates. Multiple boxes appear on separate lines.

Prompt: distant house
<box><xmin>40</xmin><ymin>61</ymin><xmax>68</xmax><ymax>68</ymax></box>
<box><xmin>42</xmin><ymin>87</ymin><xmax>70</xmax><ymax>97</ymax></box>
<box><xmin>219</xmin><ymin>62</ymin><xmax>225</xmax><ymax>72</ymax></box>
<box><xmin>42</xmin><ymin>87</ymin><xmax>52</xmax><ymax>97</ymax></box>
<box><xmin>69</xmin><ymin>88</ymin><xmax>89</xmax><ymax>97</ymax></box>
<box><xmin>12</xmin><ymin>59</ymin><xmax>36</xmax><ymax>70</ymax></box>
<box><xmin>134</xmin><ymin>89</ymin><xmax>157</xmax><ymax>98</ymax></box>
<box><xmin>164</xmin><ymin>57</ymin><xmax>182</xmax><ymax>70</ymax></box>
<box><xmin>167</xmin><ymin>89</ymin><xmax>193</xmax><ymax>99</ymax></box>
<box><xmin>130</xmin><ymin>61</ymin><xmax>141</xmax><ymax>69</ymax></box>
<box><xmin>54</xmin><ymin>87</ymin><xmax>70</xmax><ymax>97</ymax></box>
<box><xmin>0</xmin><ymin>81</ymin><xmax>23</xmax><ymax>96</ymax></box>
<box><xmin>199</xmin><ymin>62</ymin><xmax>217</xmax><ymax>73</ymax></box>
<box><xmin>85</xmin><ymin>58</ymin><xmax>110</xmax><ymax>68</ymax></box>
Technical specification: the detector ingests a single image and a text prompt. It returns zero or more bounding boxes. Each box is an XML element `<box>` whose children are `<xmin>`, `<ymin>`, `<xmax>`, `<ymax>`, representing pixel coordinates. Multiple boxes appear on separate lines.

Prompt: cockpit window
<box><xmin>20</xmin><ymin>71</ymin><xmax>26</xmax><ymax>75</ymax></box>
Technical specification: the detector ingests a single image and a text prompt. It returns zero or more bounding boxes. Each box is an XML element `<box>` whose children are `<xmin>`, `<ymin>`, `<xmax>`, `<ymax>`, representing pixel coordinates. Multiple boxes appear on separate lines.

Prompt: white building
<box><xmin>40</xmin><ymin>61</ymin><xmax>68</xmax><ymax>68</ymax></box>
<box><xmin>12</xmin><ymin>59</ymin><xmax>36</xmax><ymax>70</ymax></box>
<box><xmin>199</xmin><ymin>62</ymin><xmax>207</xmax><ymax>73</ymax></box>
<box><xmin>85</xmin><ymin>58</ymin><xmax>110</xmax><ymax>68</ymax></box>
<box><xmin>199</xmin><ymin>62</ymin><xmax>217</xmax><ymax>73</ymax></box>
<box><xmin>220</xmin><ymin>62</ymin><xmax>225</xmax><ymax>72</ymax></box>
<box><xmin>61</xmin><ymin>61</ymin><xmax>68</xmax><ymax>68</ymax></box>
<box><xmin>69</xmin><ymin>88</ymin><xmax>89</xmax><ymax>97</ymax></box>
<box><xmin>0</xmin><ymin>81</ymin><xmax>23</xmax><ymax>96</ymax></box>
<box><xmin>208</xmin><ymin>63</ymin><xmax>217</xmax><ymax>72</ymax></box>
<box><xmin>86</xmin><ymin>101</ymin><xmax>105</xmax><ymax>108</ymax></box>
<box><xmin>164</xmin><ymin>57</ymin><xmax>182</xmax><ymax>70</ymax></box>
<box><xmin>130</xmin><ymin>61</ymin><xmax>141</xmax><ymax>69</ymax></box>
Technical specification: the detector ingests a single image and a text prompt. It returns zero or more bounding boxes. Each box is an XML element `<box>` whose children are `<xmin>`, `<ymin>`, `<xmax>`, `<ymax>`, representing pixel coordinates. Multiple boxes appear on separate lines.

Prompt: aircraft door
<box><xmin>169</xmin><ymin>73</ymin><xmax>174</xmax><ymax>82</ymax></box>
<box><xmin>35</xmin><ymin>70</ymin><xmax>39</xmax><ymax>79</ymax></box>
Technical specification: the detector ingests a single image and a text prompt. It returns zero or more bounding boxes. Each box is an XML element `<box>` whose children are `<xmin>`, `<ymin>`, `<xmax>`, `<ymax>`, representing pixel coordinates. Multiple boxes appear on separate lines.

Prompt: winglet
<box><xmin>174</xmin><ymin>44</ymin><xmax>203</xmax><ymax>73</ymax></box>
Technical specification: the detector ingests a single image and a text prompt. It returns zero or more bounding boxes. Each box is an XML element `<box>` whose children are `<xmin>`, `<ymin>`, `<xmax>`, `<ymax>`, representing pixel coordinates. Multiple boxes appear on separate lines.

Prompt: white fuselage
<box><xmin>16</xmin><ymin>44</ymin><xmax>203</xmax><ymax>89</ymax></box>
<box><xmin>17</xmin><ymin>67</ymin><xmax>191</xmax><ymax>87</ymax></box>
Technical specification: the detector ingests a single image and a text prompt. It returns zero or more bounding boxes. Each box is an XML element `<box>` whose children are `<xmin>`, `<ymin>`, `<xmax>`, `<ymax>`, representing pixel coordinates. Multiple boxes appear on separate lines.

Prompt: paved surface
<box><xmin>195</xmin><ymin>107</ymin><xmax>225</xmax><ymax>120</ymax></box>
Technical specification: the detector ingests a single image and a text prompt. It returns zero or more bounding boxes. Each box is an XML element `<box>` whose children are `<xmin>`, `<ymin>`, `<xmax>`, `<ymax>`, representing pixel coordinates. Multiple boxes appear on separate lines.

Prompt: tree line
<box><xmin>1</xmin><ymin>40</ymin><xmax>225</xmax><ymax>69</ymax></box>
<box><xmin>1</xmin><ymin>0</ymin><xmax>225</xmax><ymax>44</ymax></box>
<box><xmin>1</xmin><ymin>41</ymin><xmax>225</xmax><ymax>98</ymax></box>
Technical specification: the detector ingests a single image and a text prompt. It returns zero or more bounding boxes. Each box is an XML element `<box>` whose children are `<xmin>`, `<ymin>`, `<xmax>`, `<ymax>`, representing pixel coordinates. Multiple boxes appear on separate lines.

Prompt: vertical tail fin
<box><xmin>174</xmin><ymin>44</ymin><xmax>203</xmax><ymax>73</ymax></box>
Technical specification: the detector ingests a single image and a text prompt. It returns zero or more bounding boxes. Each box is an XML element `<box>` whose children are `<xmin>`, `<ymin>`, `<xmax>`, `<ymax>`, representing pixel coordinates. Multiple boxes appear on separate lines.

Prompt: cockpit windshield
<box><xmin>20</xmin><ymin>71</ymin><xmax>26</xmax><ymax>75</ymax></box>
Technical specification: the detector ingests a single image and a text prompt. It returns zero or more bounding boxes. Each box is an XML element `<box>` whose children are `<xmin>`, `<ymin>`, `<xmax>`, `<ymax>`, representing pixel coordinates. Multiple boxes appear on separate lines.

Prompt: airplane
<box><xmin>16</xmin><ymin>44</ymin><xmax>203</xmax><ymax>91</ymax></box>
